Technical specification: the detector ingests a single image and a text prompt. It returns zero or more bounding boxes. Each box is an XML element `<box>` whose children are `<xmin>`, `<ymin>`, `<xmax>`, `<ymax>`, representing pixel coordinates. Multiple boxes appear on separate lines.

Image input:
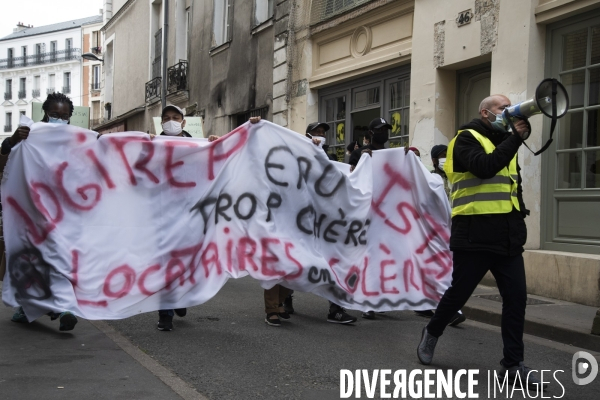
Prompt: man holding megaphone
<box><xmin>416</xmin><ymin>94</ymin><xmax>547</xmax><ymax>390</ymax></box>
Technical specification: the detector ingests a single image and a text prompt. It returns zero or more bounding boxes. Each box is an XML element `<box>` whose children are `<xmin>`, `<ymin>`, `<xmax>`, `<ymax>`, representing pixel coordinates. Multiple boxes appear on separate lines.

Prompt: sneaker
<box><xmin>265</xmin><ymin>313</ymin><xmax>281</xmax><ymax>327</ymax></box>
<box><xmin>500</xmin><ymin>362</ymin><xmax>548</xmax><ymax>390</ymax></box>
<box><xmin>415</xmin><ymin>310</ymin><xmax>435</xmax><ymax>318</ymax></box>
<box><xmin>362</xmin><ymin>310</ymin><xmax>375</xmax><ymax>320</ymax></box>
<box><xmin>449</xmin><ymin>311</ymin><xmax>466</xmax><ymax>327</ymax></box>
<box><xmin>174</xmin><ymin>308</ymin><xmax>187</xmax><ymax>317</ymax></box>
<box><xmin>417</xmin><ymin>327</ymin><xmax>438</xmax><ymax>365</ymax></box>
<box><xmin>47</xmin><ymin>312</ymin><xmax>60</xmax><ymax>321</ymax></box>
<box><xmin>278</xmin><ymin>311</ymin><xmax>291</xmax><ymax>320</ymax></box>
<box><xmin>11</xmin><ymin>307</ymin><xmax>27</xmax><ymax>323</ymax></box>
<box><xmin>327</xmin><ymin>308</ymin><xmax>357</xmax><ymax>324</ymax></box>
<box><xmin>283</xmin><ymin>295</ymin><xmax>294</xmax><ymax>314</ymax></box>
<box><xmin>157</xmin><ymin>314</ymin><xmax>173</xmax><ymax>331</ymax></box>
<box><xmin>58</xmin><ymin>311</ymin><xmax>78</xmax><ymax>331</ymax></box>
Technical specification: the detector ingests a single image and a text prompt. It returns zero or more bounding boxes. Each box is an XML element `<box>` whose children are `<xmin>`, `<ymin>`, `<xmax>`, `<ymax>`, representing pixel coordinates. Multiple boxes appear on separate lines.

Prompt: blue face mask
<box><xmin>486</xmin><ymin>110</ymin><xmax>507</xmax><ymax>133</ymax></box>
<box><xmin>48</xmin><ymin>117</ymin><xmax>69</xmax><ymax>124</ymax></box>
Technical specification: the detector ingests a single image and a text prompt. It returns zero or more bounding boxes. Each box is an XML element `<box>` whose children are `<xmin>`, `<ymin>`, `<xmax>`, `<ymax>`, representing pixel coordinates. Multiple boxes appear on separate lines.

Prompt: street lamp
<box><xmin>81</xmin><ymin>52</ymin><xmax>104</xmax><ymax>63</ymax></box>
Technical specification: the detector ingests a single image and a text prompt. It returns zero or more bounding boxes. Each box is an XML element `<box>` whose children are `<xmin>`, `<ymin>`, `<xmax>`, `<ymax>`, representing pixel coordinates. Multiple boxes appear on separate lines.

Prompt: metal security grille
<box><xmin>310</xmin><ymin>0</ymin><xmax>371</xmax><ymax>25</ymax></box>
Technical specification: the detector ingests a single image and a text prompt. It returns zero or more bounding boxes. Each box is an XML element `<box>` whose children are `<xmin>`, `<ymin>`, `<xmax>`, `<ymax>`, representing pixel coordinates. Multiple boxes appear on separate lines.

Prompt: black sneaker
<box><xmin>157</xmin><ymin>315</ymin><xmax>173</xmax><ymax>331</ymax></box>
<box><xmin>414</xmin><ymin>310</ymin><xmax>435</xmax><ymax>318</ymax></box>
<box><xmin>327</xmin><ymin>308</ymin><xmax>357</xmax><ymax>324</ymax></box>
<box><xmin>174</xmin><ymin>308</ymin><xmax>187</xmax><ymax>317</ymax></box>
<box><xmin>278</xmin><ymin>311</ymin><xmax>291</xmax><ymax>320</ymax></box>
<box><xmin>362</xmin><ymin>310</ymin><xmax>375</xmax><ymax>319</ymax></box>
<box><xmin>500</xmin><ymin>362</ymin><xmax>548</xmax><ymax>390</ymax></box>
<box><xmin>449</xmin><ymin>311</ymin><xmax>466</xmax><ymax>326</ymax></box>
<box><xmin>417</xmin><ymin>327</ymin><xmax>438</xmax><ymax>365</ymax></box>
<box><xmin>283</xmin><ymin>295</ymin><xmax>294</xmax><ymax>314</ymax></box>
<box><xmin>265</xmin><ymin>313</ymin><xmax>281</xmax><ymax>327</ymax></box>
<box><xmin>58</xmin><ymin>312</ymin><xmax>78</xmax><ymax>332</ymax></box>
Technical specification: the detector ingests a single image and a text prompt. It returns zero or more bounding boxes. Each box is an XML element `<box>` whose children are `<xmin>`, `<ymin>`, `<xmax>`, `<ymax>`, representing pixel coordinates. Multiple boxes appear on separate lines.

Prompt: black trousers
<box><xmin>427</xmin><ymin>250</ymin><xmax>527</xmax><ymax>367</ymax></box>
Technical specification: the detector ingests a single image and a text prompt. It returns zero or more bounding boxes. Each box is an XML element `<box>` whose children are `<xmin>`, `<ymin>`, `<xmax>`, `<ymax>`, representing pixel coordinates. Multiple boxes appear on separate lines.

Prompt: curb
<box><xmin>461</xmin><ymin>305</ymin><xmax>600</xmax><ymax>352</ymax></box>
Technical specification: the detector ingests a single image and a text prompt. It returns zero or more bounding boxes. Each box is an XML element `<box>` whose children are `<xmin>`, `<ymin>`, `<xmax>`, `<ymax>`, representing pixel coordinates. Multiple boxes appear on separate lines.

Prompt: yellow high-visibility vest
<box><xmin>444</xmin><ymin>129</ymin><xmax>520</xmax><ymax>217</ymax></box>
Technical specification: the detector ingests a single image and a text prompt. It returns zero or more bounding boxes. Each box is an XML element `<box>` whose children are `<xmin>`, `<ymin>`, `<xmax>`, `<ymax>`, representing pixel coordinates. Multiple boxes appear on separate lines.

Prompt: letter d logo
<box><xmin>572</xmin><ymin>351</ymin><xmax>598</xmax><ymax>385</ymax></box>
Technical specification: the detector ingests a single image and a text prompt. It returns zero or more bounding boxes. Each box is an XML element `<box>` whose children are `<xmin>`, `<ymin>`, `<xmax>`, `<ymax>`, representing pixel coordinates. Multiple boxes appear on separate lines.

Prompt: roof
<box><xmin>0</xmin><ymin>15</ymin><xmax>103</xmax><ymax>42</ymax></box>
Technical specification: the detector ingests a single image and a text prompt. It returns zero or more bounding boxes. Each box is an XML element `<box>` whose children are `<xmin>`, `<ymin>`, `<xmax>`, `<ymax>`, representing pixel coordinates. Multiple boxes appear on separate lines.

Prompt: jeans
<box><xmin>427</xmin><ymin>250</ymin><xmax>527</xmax><ymax>367</ymax></box>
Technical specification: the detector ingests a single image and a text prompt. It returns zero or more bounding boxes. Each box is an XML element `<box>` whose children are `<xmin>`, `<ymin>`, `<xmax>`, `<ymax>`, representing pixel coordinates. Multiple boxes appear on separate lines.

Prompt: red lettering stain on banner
<box><xmin>208</xmin><ymin>125</ymin><xmax>249</xmax><ymax>180</ymax></box>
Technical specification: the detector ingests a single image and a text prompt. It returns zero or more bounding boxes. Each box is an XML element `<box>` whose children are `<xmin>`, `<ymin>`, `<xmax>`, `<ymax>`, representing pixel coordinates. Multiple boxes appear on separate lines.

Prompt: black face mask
<box><xmin>372</xmin><ymin>131</ymin><xmax>389</xmax><ymax>144</ymax></box>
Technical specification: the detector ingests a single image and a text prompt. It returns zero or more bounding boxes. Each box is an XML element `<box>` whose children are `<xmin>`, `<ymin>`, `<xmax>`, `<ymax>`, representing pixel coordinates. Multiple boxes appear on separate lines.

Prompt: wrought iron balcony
<box><xmin>32</xmin><ymin>89</ymin><xmax>40</xmax><ymax>98</ymax></box>
<box><xmin>92</xmin><ymin>46</ymin><xmax>102</xmax><ymax>55</ymax></box>
<box><xmin>4</xmin><ymin>92</ymin><xmax>12</xmax><ymax>100</ymax></box>
<box><xmin>0</xmin><ymin>49</ymin><xmax>81</xmax><ymax>70</ymax></box>
<box><xmin>167</xmin><ymin>60</ymin><xmax>188</xmax><ymax>94</ymax></box>
<box><xmin>145</xmin><ymin>77</ymin><xmax>161</xmax><ymax>103</ymax></box>
<box><xmin>4</xmin><ymin>125</ymin><xmax>12</xmax><ymax>133</ymax></box>
<box><xmin>62</xmin><ymin>86</ymin><xmax>71</xmax><ymax>94</ymax></box>
<box><xmin>18</xmin><ymin>90</ymin><xmax>26</xmax><ymax>99</ymax></box>
<box><xmin>47</xmin><ymin>87</ymin><xmax>55</xmax><ymax>94</ymax></box>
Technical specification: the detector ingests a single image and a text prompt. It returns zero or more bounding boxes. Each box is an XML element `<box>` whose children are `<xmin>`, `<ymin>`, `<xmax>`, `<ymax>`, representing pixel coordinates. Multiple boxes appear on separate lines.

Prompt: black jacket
<box><xmin>160</xmin><ymin>130</ymin><xmax>192</xmax><ymax>137</ymax></box>
<box><xmin>349</xmin><ymin>144</ymin><xmax>376</xmax><ymax>166</ymax></box>
<box><xmin>449</xmin><ymin>119</ymin><xmax>528</xmax><ymax>256</ymax></box>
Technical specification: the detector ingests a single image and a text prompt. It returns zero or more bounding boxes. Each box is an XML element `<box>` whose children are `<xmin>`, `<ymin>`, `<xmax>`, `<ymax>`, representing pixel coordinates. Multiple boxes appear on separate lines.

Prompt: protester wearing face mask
<box><xmin>348</xmin><ymin>117</ymin><xmax>392</xmax><ymax>173</ymax></box>
<box><xmin>416</xmin><ymin>94</ymin><xmax>544</xmax><ymax>390</ymax></box>
<box><xmin>160</xmin><ymin>105</ymin><xmax>191</xmax><ymax>137</ymax></box>
<box><xmin>2</xmin><ymin>92</ymin><xmax>80</xmax><ymax>332</ymax></box>
<box><xmin>305</xmin><ymin>122</ymin><xmax>337</xmax><ymax>161</ymax></box>
<box><xmin>273</xmin><ymin>122</ymin><xmax>358</xmax><ymax>327</ymax></box>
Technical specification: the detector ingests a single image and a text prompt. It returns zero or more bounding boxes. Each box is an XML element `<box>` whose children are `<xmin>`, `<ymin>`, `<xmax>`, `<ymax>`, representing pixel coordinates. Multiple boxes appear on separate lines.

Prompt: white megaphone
<box><xmin>499</xmin><ymin>78</ymin><xmax>569</xmax><ymax>155</ymax></box>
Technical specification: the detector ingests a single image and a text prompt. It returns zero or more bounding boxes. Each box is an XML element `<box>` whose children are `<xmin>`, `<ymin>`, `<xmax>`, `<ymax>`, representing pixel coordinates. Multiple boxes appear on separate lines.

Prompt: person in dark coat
<box><xmin>417</xmin><ymin>94</ymin><xmax>546</xmax><ymax>390</ymax></box>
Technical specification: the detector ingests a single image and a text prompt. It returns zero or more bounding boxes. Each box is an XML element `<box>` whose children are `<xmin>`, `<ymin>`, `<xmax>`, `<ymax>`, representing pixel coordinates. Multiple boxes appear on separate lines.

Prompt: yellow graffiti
<box><xmin>391</xmin><ymin>112</ymin><xmax>401</xmax><ymax>136</ymax></box>
<box><xmin>336</xmin><ymin>123</ymin><xmax>345</xmax><ymax>144</ymax></box>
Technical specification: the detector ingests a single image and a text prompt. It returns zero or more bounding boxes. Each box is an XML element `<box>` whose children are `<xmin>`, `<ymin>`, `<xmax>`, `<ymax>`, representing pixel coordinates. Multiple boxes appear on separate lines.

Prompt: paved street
<box><xmin>107</xmin><ymin>277</ymin><xmax>600</xmax><ymax>400</ymax></box>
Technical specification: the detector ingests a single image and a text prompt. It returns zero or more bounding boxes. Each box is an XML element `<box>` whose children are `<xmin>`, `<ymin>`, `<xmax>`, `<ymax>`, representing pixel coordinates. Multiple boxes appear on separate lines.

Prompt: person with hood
<box><xmin>416</xmin><ymin>94</ymin><xmax>546</xmax><ymax>390</ymax></box>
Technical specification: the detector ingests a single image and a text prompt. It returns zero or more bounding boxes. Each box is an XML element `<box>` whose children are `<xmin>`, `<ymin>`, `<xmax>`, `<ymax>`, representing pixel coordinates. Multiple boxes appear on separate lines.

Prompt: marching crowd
<box><xmin>1</xmin><ymin>88</ymin><xmax>546</xmax><ymax>390</ymax></box>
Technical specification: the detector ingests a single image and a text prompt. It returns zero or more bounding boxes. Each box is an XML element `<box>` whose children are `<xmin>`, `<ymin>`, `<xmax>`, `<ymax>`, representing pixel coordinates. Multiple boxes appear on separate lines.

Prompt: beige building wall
<box><xmin>104</xmin><ymin>0</ymin><xmax>150</xmax><ymax>128</ymax></box>
<box><xmin>410</xmin><ymin>0</ymin><xmax>546</xmax><ymax>250</ymax></box>
<box><xmin>288</xmin><ymin>0</ymin><xmax>414</xmax><ymax>135</ymax></box>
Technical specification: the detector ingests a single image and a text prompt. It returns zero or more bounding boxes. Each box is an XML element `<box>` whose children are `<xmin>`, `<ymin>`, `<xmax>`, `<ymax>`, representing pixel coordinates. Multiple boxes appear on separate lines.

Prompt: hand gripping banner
<box><xmin>1</xmin><ymin>121</ymin><xmax>452</xmax><ymax>320</ymax></box>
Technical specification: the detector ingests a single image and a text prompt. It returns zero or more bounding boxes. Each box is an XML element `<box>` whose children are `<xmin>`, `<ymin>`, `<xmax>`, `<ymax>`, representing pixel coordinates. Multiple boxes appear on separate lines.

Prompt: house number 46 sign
<box><xmin>457</xmin><ymin>10</ymin><xmax>472</xmax><ymax>27</ymax></box>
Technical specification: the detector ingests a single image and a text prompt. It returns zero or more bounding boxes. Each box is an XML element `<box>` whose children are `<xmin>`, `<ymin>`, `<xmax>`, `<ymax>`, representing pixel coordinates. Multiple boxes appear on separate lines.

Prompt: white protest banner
<box><xmin>1</xmin><ymin>121</ymin><xmax>452</xmax><ymax>321</ymax></box>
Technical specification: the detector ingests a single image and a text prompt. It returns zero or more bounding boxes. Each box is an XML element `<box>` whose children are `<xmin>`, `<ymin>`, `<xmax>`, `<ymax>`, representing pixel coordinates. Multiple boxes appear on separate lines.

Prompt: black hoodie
<box><xmin>449</xmin><ymin>119</ymin><xmax>528</xmax><ymax>256</ymax></box>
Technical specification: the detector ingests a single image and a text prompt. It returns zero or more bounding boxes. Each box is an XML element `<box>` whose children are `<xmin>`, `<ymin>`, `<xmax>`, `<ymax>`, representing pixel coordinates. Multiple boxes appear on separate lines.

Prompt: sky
<box><xmin>0</xmin><ymin>0</ymin><xmax>104</xmax><ymax>39</ymax></box>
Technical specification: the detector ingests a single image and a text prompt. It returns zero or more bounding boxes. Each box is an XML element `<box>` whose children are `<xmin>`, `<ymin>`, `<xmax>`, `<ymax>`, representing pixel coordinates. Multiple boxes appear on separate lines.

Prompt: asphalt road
<box><xmin>108</xmin><ymin>277</ymin><xmax>600</xmax><ymax>400</ymax></box>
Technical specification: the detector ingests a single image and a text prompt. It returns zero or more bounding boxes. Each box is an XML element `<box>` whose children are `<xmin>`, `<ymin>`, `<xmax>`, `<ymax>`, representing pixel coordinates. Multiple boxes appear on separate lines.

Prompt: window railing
<box><xmin>4</xmin><ymin>92</ymin><xmax>12</xmax><ymax>100</ymax></box>
<box><xmin>47</xmin><ymin>87</ymin><xmax>55</xmax><ymax>94</ymax></box>
<box><xmin>145</xmin><ymin>77</ymin><xmax>161</xmax><ymax>103</ymax></box>
<box><xmin>4</xmin><ymin>125</ymin><xmax>12</xmax><ymax>133</ymax></box>
<box><xmin>92</xmin><ymin>46</ymin><xmax>102</xmax><ymax>55</ymax></box>
<box><xmin>0</xmin><ymin>49</ymin><xmax>81</xmax><ymax>69</ymax></box>
<box><xmin>32</xmin><ymin>89</ymin><xmax>40</xmax><ymax>98</ymax></box>
<box><xmin>18</xmin><ymin>90</ymin><xmax>26</xmax><ymax>99</ymax></box>
<box><xmin>167</xmin><ymin>60</ymin><xmax>188</xmax><ymax>93</ymax></box>
<box><xmin>62</xmin><ymin>86</ymin><xmax>71</xmax><ymax>94</ymax></box>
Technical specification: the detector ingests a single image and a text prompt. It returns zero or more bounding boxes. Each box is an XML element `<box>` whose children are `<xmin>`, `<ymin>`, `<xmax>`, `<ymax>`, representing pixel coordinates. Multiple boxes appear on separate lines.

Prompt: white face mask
<box><xmin>438</xmin><ymin>157</ymin><xmax>446</xmax><ymax>171</ymax></box>
<box><xmin>363</xmin><ymin>140</ymin><xmax>368</xmax><ymax>146</ymax></box>
<box><xmin>162</xmin><ymin>120</ymin><xmax>183</xmax><ymax>136</ymax></box>
<box><xmin>316</xmin><ymin>136</ymin><xmax>326</xmax><ymax>146</ymax></box>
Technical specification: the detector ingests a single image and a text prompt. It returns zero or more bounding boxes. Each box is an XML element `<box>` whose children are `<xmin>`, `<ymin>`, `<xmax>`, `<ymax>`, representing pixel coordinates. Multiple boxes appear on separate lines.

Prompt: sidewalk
<box><xmin>463</xmin><ymin>284</ymin><xmax>600</xmax><ymax>352</ymax></box>
<box><xmin>0</xmin><ymin>282</ymin><xmax>204</xmax><ymax>400</ymax></box>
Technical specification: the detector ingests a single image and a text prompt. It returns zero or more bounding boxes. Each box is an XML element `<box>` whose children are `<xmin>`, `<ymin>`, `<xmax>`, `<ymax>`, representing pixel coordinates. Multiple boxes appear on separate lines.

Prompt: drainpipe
<box><xmin>161</xmin><ymin>0</ymin><xmax>169</xmax><ymax>110</ymax></box>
